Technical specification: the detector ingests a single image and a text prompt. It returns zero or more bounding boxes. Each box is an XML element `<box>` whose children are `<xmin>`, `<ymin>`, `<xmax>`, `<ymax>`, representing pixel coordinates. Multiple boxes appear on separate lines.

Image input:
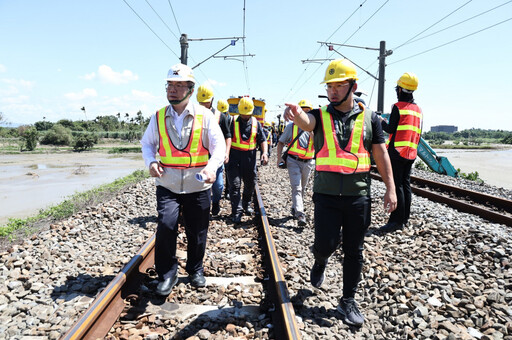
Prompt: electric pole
<box><xmin>180</xmin><ymin>34</ymin><xmax>188</xmax><ymax>65</ymax></box>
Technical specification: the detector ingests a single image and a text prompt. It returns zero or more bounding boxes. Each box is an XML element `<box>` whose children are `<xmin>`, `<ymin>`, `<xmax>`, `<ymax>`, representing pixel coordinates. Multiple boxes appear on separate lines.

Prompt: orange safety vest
<box><xmin>315</xmin><ymin>105</ymin><xmax>371</xmax><ymax>174</ymax></box>
<box><xmin>387</xmin><ymin>102</ymin><xmax>422</xmax><ymax>160</ymax></box>
<box><xmin>231</xmin><ymin>117</ymin><xmax>257</xmax><ymax>151</ymax></box>
<box><xmin>287</xmin><ymin>124</ymin><xmax>314</xmax><ymax>160</ymax></box>
<box><xmin>156</xmin><ymin>106</ymin><xmax>209</xmax><ymax>168</ymax></box>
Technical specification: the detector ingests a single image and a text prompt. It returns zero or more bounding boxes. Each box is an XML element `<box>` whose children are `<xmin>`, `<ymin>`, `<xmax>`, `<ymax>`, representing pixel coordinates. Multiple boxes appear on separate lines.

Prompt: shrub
<box><xmin>17</xmin><ymin>125</ymin><xmax>39</xmax><ymax>151</ymax></box>
<box><xmin>73</xmin><ymin>133</ymin><xmax>98</xmax><ymax>152</ymax></box>
<box><xmin>40</xmin><ymin>124</ymin><xmax>73</xmax><ymax>145</ymax></box>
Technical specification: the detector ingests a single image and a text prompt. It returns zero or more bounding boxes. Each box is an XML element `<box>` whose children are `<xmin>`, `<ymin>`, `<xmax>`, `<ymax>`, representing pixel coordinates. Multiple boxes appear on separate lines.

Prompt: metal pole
<box><xmin>180</xmin><ymin>33</ymin><xmax>188</xmax><ymax>65</ymax></box>
<box><xmin>377</xmin><ymin>40</ymin><xmax>386</xmax><ymax>113</ymax></box>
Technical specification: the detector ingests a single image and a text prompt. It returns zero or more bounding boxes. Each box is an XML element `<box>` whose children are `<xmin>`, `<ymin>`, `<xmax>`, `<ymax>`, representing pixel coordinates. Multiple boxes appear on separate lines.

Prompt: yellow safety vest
<box><xmin>315</xmin><ymin>105</ymin><xmax>371</xmax><ymax>174</ymax></box>
<box><xmin>287</xmin><ymin>124</ymin><xmax>314</xmax><ymax>160</ymax></box>
<box><xmin>231</xmin><ymin>117</ymin><xmax>257</xmax><ymax>151</ymax></box>
<box><xmin>157</xmin><ymin>106</ymin><xmax>209</xmax><ymax>168</ymax></box>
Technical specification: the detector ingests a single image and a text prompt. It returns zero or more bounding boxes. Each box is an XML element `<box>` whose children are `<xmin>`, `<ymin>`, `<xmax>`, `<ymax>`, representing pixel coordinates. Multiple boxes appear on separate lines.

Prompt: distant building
<box><xmin>431</xmin><ymin>125</ymin><xmax>458</xmax><ymax>133</ymax></box>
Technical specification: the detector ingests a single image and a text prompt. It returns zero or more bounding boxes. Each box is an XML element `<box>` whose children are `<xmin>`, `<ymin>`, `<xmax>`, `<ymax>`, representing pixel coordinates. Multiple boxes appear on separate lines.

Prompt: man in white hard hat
<box><xmin>140</xmin><ymin>63</ymin><xmax>226</xmax><ymax>295</ymax></box>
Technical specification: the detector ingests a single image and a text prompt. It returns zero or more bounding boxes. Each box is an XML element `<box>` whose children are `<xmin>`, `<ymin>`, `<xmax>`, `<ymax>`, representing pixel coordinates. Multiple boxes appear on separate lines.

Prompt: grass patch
<box><xmin>0</xmin><ymin>169</ymin><xmax>149</xmax><ymax>239</ymax></box>
<box><xmin>108</xmin><ymin>146</ymin><xmax>141</xmax><ymax>154</ymax></box>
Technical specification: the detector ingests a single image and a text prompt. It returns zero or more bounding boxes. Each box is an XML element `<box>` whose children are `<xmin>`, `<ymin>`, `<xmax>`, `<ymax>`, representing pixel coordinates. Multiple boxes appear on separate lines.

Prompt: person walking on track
<box><xmin>283</xmin><ymin>59</ymin><xmax>397</xmax><ymax>326</ymax></box>
<box><xmin>140</xmin><ymin>64</ymin><xmax>225</xmax><ymax>295</ymax></box>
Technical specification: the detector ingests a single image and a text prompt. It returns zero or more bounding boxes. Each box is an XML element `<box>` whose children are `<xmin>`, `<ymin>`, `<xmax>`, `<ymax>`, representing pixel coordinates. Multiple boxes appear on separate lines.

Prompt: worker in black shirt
<box><xmin>196</xmin><ymin>84</ymin><xmax>232</xmax><ymax>216</ymax></box>
<box><xmin>227</xmin><ymin>97</ymin><xmax>268</xmax><ymax>223</ymax></box>
<box><xmin>284</xmin><ymin>59</ymin><xmax>396</xmax><ymax>326</ymax></box>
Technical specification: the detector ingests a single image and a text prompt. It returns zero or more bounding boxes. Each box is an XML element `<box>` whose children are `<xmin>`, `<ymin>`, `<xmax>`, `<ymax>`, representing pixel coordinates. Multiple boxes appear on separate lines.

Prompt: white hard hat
<box><xmin>166</xmin><ymin>63</ymin><xmax>195</xmax><ymax>83</ymax></box>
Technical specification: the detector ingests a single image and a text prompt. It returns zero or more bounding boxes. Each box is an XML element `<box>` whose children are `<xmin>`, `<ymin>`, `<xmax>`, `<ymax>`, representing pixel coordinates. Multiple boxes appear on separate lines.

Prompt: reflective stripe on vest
<box><xmin>287</xmin><ymin>124</ymin><xmax>314</xmax><ymax>160</ymax></box>
<box><xmin>157</xmin><ymin>106</ymin><xmax>209</xmax><ymax>168</ymax></box>
<box><xmin>231</xmin><ymin>117</ymin><xmax>257</xmax><ymax>151</ymax></box>
<box><xmin>315</xmin><ymin>105</ymin><xmax>371</xmax><ymax>174</ymax></box>
<box><xmin>387</xmin><ymin>102</ymin><xmax>422</xmax><ymax>160</ymax></box>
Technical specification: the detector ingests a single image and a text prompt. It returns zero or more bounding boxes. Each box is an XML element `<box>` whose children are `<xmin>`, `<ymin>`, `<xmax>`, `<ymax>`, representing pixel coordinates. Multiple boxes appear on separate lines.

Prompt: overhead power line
<box><xmin>121</xmin><ymin>0</ymin><xmax>180</xmax><ymax>59</ymax></box>
<box><xmin>406</xmin><ymin>0</ymin><xmax>512</xmax><ymax>46</ymax></box>
<box><xmin>393</xmin><ymin>0</ymin><xmax>473</xmax><ymax>51</ymax></box>
<box><xmin>144</xmin><ymin>0</ymin><xmax>179</xmax><ymax>40</ymax></box>
<box><xmin>389</xmin><ymin>17</ymin><xmax>512</xmax><ymax>65</ymax></box>
<box><xmin>242</xmin><ymin>0</ymin><xmax>251</xmax><ymax>93</ymax></box>
<box><xmin>167</xmin><ymin>0</ymin><xmax>182</xmax><ymax>35</ymax></box>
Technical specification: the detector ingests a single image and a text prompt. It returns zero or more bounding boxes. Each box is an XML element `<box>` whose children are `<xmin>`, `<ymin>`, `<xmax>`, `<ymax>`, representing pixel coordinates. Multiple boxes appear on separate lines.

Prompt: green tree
<box><xmin>17</xmin><ymin>125</ymin><xmax>39</xmax><ymax>151</ymax></box>
<box><xmin>34</xmin><ymin>120</ymin><xmax>54</xmax><ymax>131</ymax></box>
<box><xmin>73</xmin><ymin>133</ymin><xmax>98</xmax><ymax>151</ymax></box>
<box><xmin>40</xmin><ymin>124</ymin><xmax>73</xmax><ymax>145</ymax></box>
<box><xmin>56</xmin><ymin>119</ymin><xmax>75</xmax><ymax>130</ymax></box>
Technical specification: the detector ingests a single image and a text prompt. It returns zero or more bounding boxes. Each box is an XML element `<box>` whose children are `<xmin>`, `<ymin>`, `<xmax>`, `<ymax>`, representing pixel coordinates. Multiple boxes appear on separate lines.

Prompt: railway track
<box><xmin>370</xmin><ymin>168</ymin><xmax>512</xmax><ymax>226</ymax></box>
<box><xmin>62</xmin><ymin>183</ymin><xmax>301</xmax><ymax>340</ymax></box>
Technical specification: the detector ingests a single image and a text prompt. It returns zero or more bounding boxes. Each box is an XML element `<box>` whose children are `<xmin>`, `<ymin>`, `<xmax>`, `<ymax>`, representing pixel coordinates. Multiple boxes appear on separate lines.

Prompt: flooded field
<box><xmin>0</xmin><ymin>152</ymin><xmax>145</xmax><ymax>225</ymax></box>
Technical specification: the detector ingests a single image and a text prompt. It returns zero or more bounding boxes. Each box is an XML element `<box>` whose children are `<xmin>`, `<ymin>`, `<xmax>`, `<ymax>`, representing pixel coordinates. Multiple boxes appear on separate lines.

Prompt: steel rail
<box><xmin>254</xmin><ymin>183</ymin><xmax>302</xmax><ymax>340</ymax></box>
<box><xmin>61</xmin><ymin>234</ymin><xmax>156</xmax><ymax>340</ymax></box>
<box><xmin>63</xmin><ymin>183</ymin><xmax>301</xmax><ymax>339</ymax></box>
<box><xmin>370</xmin><ymin>172</ymin><xmax>512</xmax><ymax>226</ymax></box>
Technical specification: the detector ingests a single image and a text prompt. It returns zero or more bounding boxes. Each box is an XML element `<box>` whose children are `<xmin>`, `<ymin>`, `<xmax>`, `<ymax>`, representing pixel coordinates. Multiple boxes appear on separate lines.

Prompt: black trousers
<box><xmin>227</xmin><ymin>151</ymin><xmax>257</xmax><ymax>216</ymax></box>
<box><xmin>388</xmin><ymin>157</ymin><xmax>414</xmax><ymax>225</ymax></box>
<box><xmin>312</xmin><ymin>193</ymin><xmax>371</xmax><ymax>298</ymax></box>
<box><xmin>155</xmin><ymin>186</ymin><xmax>211</xmax><ymax>280</ymax></box>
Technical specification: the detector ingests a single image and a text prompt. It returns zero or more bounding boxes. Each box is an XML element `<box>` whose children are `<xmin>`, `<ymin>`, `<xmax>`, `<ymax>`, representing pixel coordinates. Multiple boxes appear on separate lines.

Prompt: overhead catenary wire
<box><xmin>167</xmin><ymin>0</ymin><xmax>182</xmax><ymax>35</ymax></box>
<box><xmin>405</xmin><ymin>0</ymin><xmax>512</xmax><ymax>46</ymax></box>
<box><xmin>389</xmin><ymin>17</ymin><xmax>512</xmax><ymax>65</ymax></box>
<box><xmin>144</xmin><ymin>0</ymin><xmax>180</xmax><ymax>40</ymax></box>
<box><xmin>121</xmin><ymin>0</ymin><xmax>180</xmax><ymax>59</ymax></box>
<box><xmin>392</xmin><ymin>0</ymin><xmax>473</xmax><ymax>51</ymax></box>
<box><xmin>282</xmin><ymin>0</ymin><xmax>370</xmax><ymax>103</ymax></box>
<box><xmin>242</xmin><ymin>0</ymin><xmax>251</xmax><ymax>93</ymax></box>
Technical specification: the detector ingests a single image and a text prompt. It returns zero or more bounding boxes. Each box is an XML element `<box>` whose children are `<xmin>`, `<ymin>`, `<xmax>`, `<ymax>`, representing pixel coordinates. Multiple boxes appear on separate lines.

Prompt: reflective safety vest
<box><xmin>157</xmin><ymin>106</ymin><xmax>209</xmax><ymax>168</ymax></box>
<box><xmin>287</xmin><ymin>124</ymin><xmax>314</xmax><ymax>160</ymax></box>
<box><xmin>315</xmin><ymin>105</ymin><xmax>371</xmax><ymax>174</ymax></box>
<box><xmin>231</xmin><ymin>117</ymin><xmax>257</xmax><ymax>151</ymax></box>
<box><xmin>387</xmin><ymin>102</ymin><xmax>422</xmax><ymax>160</ymax></box>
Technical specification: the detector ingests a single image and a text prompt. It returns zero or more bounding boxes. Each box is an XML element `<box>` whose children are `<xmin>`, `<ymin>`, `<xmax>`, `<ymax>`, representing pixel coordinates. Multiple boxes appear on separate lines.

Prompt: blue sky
<box><xmin>1</xmin><ymin>0</ymin><xmax>511</xmax><ymax>131</ymax></box>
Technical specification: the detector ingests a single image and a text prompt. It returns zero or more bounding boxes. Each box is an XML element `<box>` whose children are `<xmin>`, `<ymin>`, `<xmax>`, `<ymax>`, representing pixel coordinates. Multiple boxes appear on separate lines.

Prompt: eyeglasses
<box><xmin>165</xmin><ymin>83</ymin><xmax>190</xmax><ymax>90</ymax></box>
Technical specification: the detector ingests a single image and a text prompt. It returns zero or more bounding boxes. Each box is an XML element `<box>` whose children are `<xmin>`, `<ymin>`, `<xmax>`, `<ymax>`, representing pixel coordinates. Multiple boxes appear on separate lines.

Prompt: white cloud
<box><xmin>81</xmin><ymin>65</ymin><xmax>138</xmax><ymax>84</ymax></box>
<box><xmin>0</xmin><ymin>64</ymin><xmax>6</xmax><ymax>73</ymax></box>
<box><xmin>64</xmin><ymin>88</ymin><xmax>98</xmax><ymax>101</ymax></box>
<box><xmin>131</xmin><ymin>89</ymin><xmax>158</xmax><ymax>101</ymax></box>
<box><xmin>1</xmin><ymin>78</ymin><xmax>35</xmax><ymax>89</ymax></box>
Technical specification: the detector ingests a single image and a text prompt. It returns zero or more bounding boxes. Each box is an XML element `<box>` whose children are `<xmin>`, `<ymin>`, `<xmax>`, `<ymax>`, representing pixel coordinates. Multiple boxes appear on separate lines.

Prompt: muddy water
<box><xmin>0</xmin><ymin>152</ymin><xmax>145</xmax><ymax>225</ymax></box>
<box><xmin>435</xmin><ymin>148</ymin><xmax>512</xmax><ymax>189</ymax></box>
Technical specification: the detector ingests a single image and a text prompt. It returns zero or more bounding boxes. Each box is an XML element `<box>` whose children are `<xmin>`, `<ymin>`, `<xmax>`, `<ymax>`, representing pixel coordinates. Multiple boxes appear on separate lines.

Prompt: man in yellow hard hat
<box><xmin>276</xmin><ymin>99</ymin><xmax>315</xmax><ymax>226</ymax></box>
<box><xmin>196</xmin><ymin>84</ymin><xmax>232</xmax><ymax>216</ymax></box>
<box><xmin>283</xmin><ymin>59</ymin><xmax>397</xmax><ymax>326</ymax></box>
<box><xmin>140</xmin><ymin>64</ymin><xmax>226</xmax><ymax>294</ymax></box>
<box><xmin>379</xmin><ymin>72</ymin><xmax>422</xmax><ymax>233</ymax></box>
<box><xmin>227</xmin><ymin>97</ymin><xmax>268</xmax><ymax>223</ymax></box>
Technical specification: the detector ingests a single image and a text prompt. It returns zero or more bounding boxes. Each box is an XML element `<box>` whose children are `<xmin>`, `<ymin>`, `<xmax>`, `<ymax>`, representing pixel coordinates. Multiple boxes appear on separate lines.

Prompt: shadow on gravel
<box><xmin>50</xmin><ymin>273</ymin><xmax>115</xmax><ymax>301</ymax></box>
<box><xmin>127</xmin><ymin>215</ymin><xmax>157</xmax><ymax>229</ymax></box>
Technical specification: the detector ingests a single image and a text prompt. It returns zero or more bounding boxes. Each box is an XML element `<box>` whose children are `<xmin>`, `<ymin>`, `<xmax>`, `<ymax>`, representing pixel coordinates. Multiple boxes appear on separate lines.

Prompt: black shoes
<box><xmin>211</xmin><ymin>202</ymin><xmax>220</xmax><ymax>216</ymax></box>
<box><xmin>379</xmin><ymin>222</ymin><xmax>404</xmax><ymax>233</ymax></box>
<box><xmin>243</xmin><ymin>205</ymin><xmax>254</xmax><ymax>215</ymax></box>
<box><xmin>190</xmin><ymin>272</ymin><xmax>206</xmax><ymax>287</ymax></box>
<box><xmin>337</xmin><ymin>297</ymin><xmax>365</xmax><ymax>326</ymax></box>
<box><xmin>232</xmin><ymin>214</ymin><xmax>242</xmax><ymax>224</ymax></box>
<box><xmin>310</xmin><ymin>260</ymin><xmax>326</xmax><ymax>288</ymax></box>
<box><xmin>297</xmin><ymin>214</ymin><xmax>307</xmax><ymax>226</ymax></box>
<box><xmin>155</xmin><ymin>274</ymin><xmax>178</xmax><ymax>296</ymax></box>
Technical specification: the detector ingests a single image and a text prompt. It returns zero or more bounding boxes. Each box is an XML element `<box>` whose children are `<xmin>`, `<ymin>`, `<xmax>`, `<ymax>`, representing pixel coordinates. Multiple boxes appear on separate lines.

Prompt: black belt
<box><xmin>287</xmin><ymin>154</ymin><xmax>312</xmax><ymax>163</ymax></box>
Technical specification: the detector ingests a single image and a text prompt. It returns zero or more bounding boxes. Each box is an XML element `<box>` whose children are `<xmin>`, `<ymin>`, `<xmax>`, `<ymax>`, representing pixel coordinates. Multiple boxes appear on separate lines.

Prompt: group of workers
<box><xmin>140</xmin><ymin>59</ymin><xmax>422</xmax><ymax>327</ymax></box>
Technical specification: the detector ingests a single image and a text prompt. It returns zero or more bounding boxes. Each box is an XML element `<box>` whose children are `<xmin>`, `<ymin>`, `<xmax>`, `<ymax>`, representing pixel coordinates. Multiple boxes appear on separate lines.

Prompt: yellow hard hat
<box><xmin>298</xmin><ymin>99</ymin><xmax>313</xmax><ymax>109</ymax></box>
<box><xmin>196</xmin><ymin>83</ymin><xmax>214</xmax><ymax>103</ymax></box>
<box><xmin>238</xmin><ymin>97</ymin><xmax>254</xmax><ymax>115</ymax></box>
<box><xmin>397</xmin><ymin>72</ymin><xmax>418</xmax><ymax>91</ymax></box>
<box><xmin>217</xmin><ymin>99</ymin><xmax>228</xmax><ymax>112</ymax></box>
<box><xmin>264</xmin><ymin>121</ymin><xmax>271</xmax><ymax>127</ymax></box>
<box><xmin>321</xmin><ymin>59</ymin><xmax>358</xmax><ymax>84</ymax></box>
